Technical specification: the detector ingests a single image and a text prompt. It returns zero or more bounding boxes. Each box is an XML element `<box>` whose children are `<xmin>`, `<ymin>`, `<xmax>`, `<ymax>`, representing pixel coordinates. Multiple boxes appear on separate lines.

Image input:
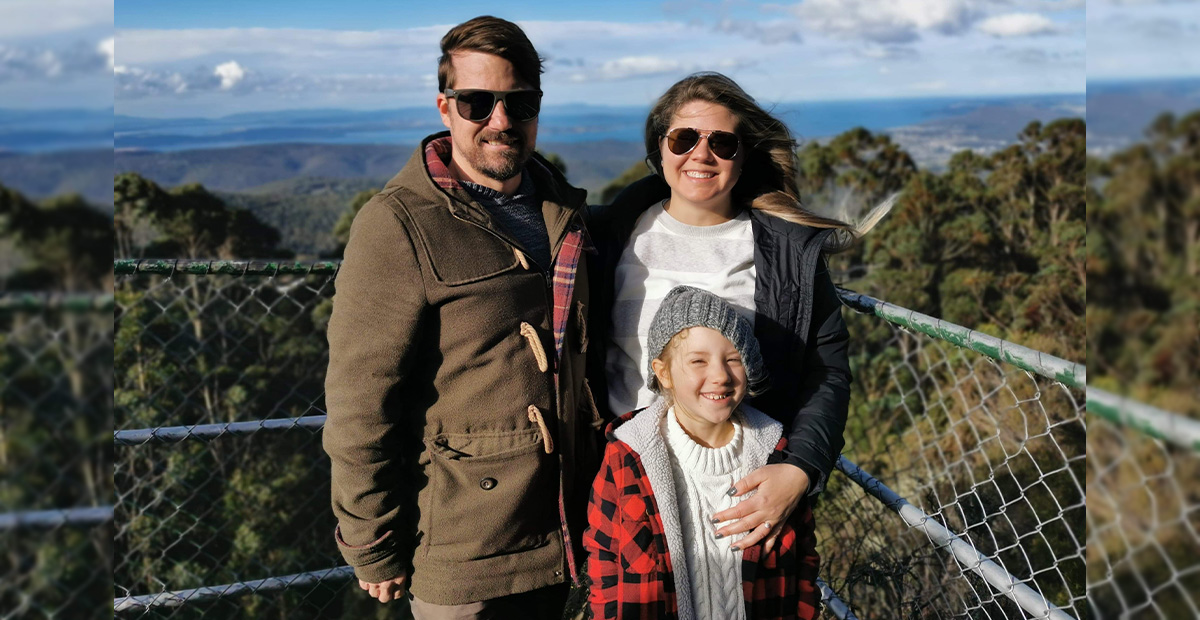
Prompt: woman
<box><xmin>587</xmin><ymin>72</ymin><xmax>881</xmax><ymax>561</ymax></box>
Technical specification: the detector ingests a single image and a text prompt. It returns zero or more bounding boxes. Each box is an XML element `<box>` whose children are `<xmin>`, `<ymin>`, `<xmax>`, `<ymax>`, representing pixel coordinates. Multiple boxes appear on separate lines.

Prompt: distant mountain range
<box><xmin>0</xmin><ymin>149</ymin><xmax>112</xmax><ymax>208</ymax></box>
<box><xmin>4</xmin><ymin>80</ymin><xmax>1197</xmax><ymax>216</ymax></box>
<box><xmin>1085</xmin><ymin>77</ymin><xmax>1200</xmax><ymax>155</ymax></box>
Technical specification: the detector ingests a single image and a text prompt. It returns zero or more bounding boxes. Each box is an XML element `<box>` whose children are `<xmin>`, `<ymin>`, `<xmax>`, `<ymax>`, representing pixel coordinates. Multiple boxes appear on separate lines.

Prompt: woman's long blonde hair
<box><xmin>645</xmin><ymin>72</ymin><xmax>892</xmax><ymax>250</ymax></box>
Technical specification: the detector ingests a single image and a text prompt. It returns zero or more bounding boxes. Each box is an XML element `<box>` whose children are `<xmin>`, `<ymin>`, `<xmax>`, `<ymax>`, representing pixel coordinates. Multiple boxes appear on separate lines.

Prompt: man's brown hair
<box><xmin>438</xmin><ymin>16</ymin><xmax>544</xmax><ymax>91</ymax></box>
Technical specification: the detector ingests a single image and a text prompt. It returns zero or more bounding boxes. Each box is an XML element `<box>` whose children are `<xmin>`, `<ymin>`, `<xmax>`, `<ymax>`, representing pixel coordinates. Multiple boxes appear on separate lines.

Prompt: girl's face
<box><xmin>652</xmin><ymin>327</ymin><xmax>747</xmax><ymax>440</ymax></box>
<box><xmin>659</xmin><ymin>100</ymin><xmax>744</xmax><ymax>222</ymax></box>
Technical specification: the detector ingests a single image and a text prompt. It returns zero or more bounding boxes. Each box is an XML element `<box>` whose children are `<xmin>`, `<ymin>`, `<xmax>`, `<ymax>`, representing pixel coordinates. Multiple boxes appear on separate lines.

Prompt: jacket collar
<box><xmin>386</xmin><ymin>131</ymin><xmax>589</xmax><ymax>255</ymax></box>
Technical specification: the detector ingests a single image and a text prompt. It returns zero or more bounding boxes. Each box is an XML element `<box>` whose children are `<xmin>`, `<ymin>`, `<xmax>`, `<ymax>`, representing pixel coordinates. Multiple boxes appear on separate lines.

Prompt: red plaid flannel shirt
<box><xmin>584</xmin><ymin>413</ymin><xmax>821</xmax><ymax>619</ymax></box>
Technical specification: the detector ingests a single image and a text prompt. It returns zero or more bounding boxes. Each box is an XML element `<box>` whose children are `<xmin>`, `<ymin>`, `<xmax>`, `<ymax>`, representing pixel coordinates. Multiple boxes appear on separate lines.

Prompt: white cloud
<box><xmin>115</xmin><ymin>27</ymin><xmax>445</xmax><ymax>66</ymax></box>
<box><xmin>712</xmin><ymin>18</ymin><xmax>804</xmax><ymax>44</ymax></box>
<box><xmin>116</xmin><ymin>21</ymin><xmax>685</xmax><ymax>67</ymax></box>
<box><xmin>214</xmin><ymin>61</ymin><xmax>245</xmax><ymax>90</ymax></box>
<box><xmin>1097</xmin><ymin>0</ymin><xmax>1198</xmax><ymax>4</ymax></box>
<box><xmin>596</xmin><ymin>56</ymin><xmax>681</xmax><ymax>80</ymax></box>
<box><xmin>859</xmin><ymin>45</ymin><xmax>921</xmax><ymax>60</ymax></box>
<box><xmin>99</xmin><ymin>37</ymin><xmax>114</xmax><ymax>69</ymax></box>
<box><xmin>913</xmin><ymin>79</ymin><xmax>948</xmax><ymax>90</ymax></box>
<box><xmin>116</xmin><ymin>61</ymin><xmax>422</xmax><ymax>99</ymax></box>
<box><xmin>1127</xmin><ymin>16</ymin><xmax>1200</xmax><ymax>38</ymax></box>
<box><xmin>0</xmin><ymin>39</ymin><xmax>109</xmax><ymax>83</ymax></box>
<box><xmin>1011</xmin><ymin>0</ymin><xmax>1085</xmax><ymax>10</ymax></box>
<box><xmin>0</xmin><ymin>0</ymin><xmax>112</xmax><ymax>39</ymax></box>
<box><xmin>978</xmin><ymin>13</ymin><xmax>1056</xmax><ymax>37</ymax></box>
<box><xmin>792</xmin><ymin>0</ymin><xmax>983</xmax><ymax>43</ymax></box>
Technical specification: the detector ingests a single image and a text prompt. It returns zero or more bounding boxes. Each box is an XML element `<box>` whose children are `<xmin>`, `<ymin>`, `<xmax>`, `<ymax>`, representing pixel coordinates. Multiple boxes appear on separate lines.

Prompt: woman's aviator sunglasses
<box><xmin>443</xmin><ymin>88</ymin><xmax>543</xmax><ymax>123</ymax></box>
<box><xmin>663</xmin><ymin>127</ymin><xmax>741</xmax><ymax>160</ymax></box>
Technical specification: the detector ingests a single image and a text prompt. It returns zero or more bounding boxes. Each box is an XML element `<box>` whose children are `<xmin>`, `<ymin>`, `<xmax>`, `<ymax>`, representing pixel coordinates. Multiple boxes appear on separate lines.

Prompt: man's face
<box><xmin>437</xmin><ymin>51</ymin><xmax>538</xmax><ymax>185</ymax></box>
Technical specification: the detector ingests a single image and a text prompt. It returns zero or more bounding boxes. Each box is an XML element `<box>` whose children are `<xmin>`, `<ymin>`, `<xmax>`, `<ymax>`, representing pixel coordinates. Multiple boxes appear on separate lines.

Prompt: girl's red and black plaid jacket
<box><xmin>583</xmin><ymin>401</ymin><xmax>821</xmax><ymax>620</ymax></box>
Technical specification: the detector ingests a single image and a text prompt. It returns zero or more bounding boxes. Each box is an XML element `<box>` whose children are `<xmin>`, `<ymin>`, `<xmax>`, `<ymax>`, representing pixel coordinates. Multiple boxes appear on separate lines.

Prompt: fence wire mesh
<box><xmin>112</xmin><ymin>265</ymin><xmax>383</xmax><ymax>619</ymax></box>
<box><xmin>818</xmin><ymin>303</ymin><xmax>1087</xmax><ymax>619</ymax></box>
<box><xmin>1</xmin><ymin>296</ymin><xmax>114</xmax><ymax>619</ymax></box>
<box><xmin>1084</xmin><ymin>391</ymin><xmax>1200</xmax><ymax>619</ymax></box>
<box><xmin>108</xmin><ymin>259</ymin><xmax>1198</xmax><ymax>620</ymax></box>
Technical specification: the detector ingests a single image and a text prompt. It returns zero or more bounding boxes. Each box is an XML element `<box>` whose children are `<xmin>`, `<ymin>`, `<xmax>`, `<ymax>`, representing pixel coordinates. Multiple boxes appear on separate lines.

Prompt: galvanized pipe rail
<box><xmin>836</xmin><ymin>456</ymin><xmax>1072</xmax><ymax>620</ymax></box>
<box><xmin>115</xmin><ymin>566</ymin><xmax>355</xmax><ymax>612</ymax></box>
<box><xmin>115</xmin><ymin>414</ymin><xmax>328</xmax><ymax>446</ymax></box>
<box><xmin>0</xmin><ymin>506</ymin><xmax>114</xmax><ymax>531</ymax></box>
<box><xmin>817</xmin><ymin>577</ymin><xmax>859</xmax><ymax>620</ymax></box>
<box><xmin>836</xmin><ymin>288</ymin><xmax>1085</xmax><ymax>390</ymax></box>
<box><xmin>1086</xmin><ymin>386</ymin><xmax>1200</xmax><ymax>451</ymax></box>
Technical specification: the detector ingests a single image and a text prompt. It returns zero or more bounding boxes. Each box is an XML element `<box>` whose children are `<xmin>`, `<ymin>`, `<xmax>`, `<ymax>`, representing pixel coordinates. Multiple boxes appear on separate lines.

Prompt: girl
<box><xmin>584</xmin><ymin>285</ymin><xmax>820</xmax><ymax>620</ymax></box>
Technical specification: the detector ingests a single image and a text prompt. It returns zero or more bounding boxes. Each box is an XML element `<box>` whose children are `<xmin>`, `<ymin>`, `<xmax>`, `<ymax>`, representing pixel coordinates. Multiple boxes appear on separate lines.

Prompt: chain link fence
<box><xmin>1084</xmin><ymin>390</ymin><xmax>1200</xmax><ymax>619</ymax></box>
<box><xmin>105</xmin><ymin>258</ymin><xmax>1196</xmax><ymax>619</ymax></box>
<box><xmin>1</xmin><ymin>293</ymin><xmax>114</xmax><ymax>619</ymax></box>
<box><xmin>821</xmin><ymin>291</ymin><xmax>1087</xmax><ymax>619</ymax></box>
<box><xmin>111</xmin><ymin>260</ymin><xmax>376</xmax><ymax>619</ymax></box>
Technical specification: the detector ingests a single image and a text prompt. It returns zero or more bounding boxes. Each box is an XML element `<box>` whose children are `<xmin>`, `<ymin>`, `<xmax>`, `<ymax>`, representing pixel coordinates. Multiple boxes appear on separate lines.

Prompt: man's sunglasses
<box><xmin>443</xmin><ymin>88</ymin><xmax>543</xmax><ymax>123</ymax></box>
<box><xmin>663</xmin><ymin>127</ymin><xmax>741</xmax><ymax>160</ymax></box>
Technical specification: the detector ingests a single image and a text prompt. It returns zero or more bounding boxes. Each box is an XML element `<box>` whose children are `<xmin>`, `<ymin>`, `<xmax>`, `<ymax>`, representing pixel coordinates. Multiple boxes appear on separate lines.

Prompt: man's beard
<box><xmin>473</xmin><ymin>130</ymin><xmax>533</xmax><ymax>182</ymax></box>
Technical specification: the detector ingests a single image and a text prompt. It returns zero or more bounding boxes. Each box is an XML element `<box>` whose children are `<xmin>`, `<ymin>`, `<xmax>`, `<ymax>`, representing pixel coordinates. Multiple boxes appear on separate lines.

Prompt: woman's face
<box><xmin>660</xmin><ymin>100</ymin><xmax>744</xmax><ymax>218</ymax></box>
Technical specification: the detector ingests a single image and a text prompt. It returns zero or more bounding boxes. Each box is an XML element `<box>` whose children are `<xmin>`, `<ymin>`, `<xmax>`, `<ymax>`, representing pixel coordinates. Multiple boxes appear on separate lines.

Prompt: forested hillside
<box><xmin>1087</xmin><ymin>111</ymin><xmax>1200</xmax><ymax>416</ymax></box>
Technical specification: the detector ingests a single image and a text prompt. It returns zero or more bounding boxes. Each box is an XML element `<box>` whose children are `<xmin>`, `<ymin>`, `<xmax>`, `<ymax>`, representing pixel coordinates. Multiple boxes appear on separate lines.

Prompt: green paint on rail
<box><xmin>180</xmin><ymin>262</ymin><xmax>212</xmax><ymax>275</ymax></box>
<box><xmin>936</xmin><ymin>322</ymin><xmax>970</xmax><ymax>349</ymax></box>
<box><xmin>837</xmin><ymin>288</ymin><xmax>1085</xmax><ymax>389</ymax></box>
<box><xmin>114</xmin><ymin>259</ymin><xmax>341</xmax><ymax>277</ymax></box>
<box><xmin>969</xmin><ymin>334</ymin><xmax>1002</xmax><ymax>361</ymax></box>
<box><xmin>1086</xmin><ymin>398</ymin><xmax>1169</xmax><ymax>443</ymax></box>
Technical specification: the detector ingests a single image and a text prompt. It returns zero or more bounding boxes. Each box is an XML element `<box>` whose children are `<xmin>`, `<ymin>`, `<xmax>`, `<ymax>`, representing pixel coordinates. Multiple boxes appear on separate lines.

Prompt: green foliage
<box><xmin>221</xmin><ymin>177</ymin><xmax>386</xmax><ymax>257</ymax></box>
<box><xmin>537</xmin><ymin>150</ymin><xmax>568</xmax><ymax>177</ymax></box>
<box><xmin>597</xmin><ymin>160</ymin><xmax>653</xmax><ymax>204</ymax></box>
<box><xmin>838</xmin><ymin>120</ymin><xmax>1087</xmax><ymax>361</ymax></box>
<box><xmin>1</xmin><ymin>185</ymin><xmax>113</xmax><ymax>291</ymax></box>
<box><xmin>0</xmin><ymin>185</ymin><xmax>113</xmax><ymax>617</ymax></box>
<box><xmin>1087</xmin><ymin>110</ymin><xmax>1200</xmax><ymax>416</ymax></box>
<box><xmin>114</xmin><ymin>172</ymin><xmax>290</xmax><ymax>260</ymax></box>
<box><xmin>330</xmin><ymin>187</ymin><xmax>381</xmax><ymax>257</ymax></box>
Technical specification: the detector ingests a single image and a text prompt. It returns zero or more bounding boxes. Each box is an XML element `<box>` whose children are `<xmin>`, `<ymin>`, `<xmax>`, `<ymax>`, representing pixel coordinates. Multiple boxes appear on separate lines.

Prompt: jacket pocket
<box><xmin>424</xmin><ymin>429</ymin><xmax>557</xmax><ymax>562</ymax></box>
<box><xmin>616</xmin><ymin>495</ymin><xmax>658</xmax><ymax>575</ymax></box>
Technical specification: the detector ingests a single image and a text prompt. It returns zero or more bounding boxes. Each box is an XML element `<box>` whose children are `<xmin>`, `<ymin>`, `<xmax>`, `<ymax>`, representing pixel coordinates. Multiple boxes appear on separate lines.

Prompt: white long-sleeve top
<box><xmin>606</xmin><ymin>200</ymin><xmax>756</xmax><ymax>414</ymax></box>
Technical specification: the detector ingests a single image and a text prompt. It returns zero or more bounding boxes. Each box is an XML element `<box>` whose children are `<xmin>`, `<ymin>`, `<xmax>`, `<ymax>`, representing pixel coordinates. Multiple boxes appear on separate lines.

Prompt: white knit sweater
<box><xmin>664</xmin><ymin>409</ymin><xmax>752</xmax><ymax>620</ymax></box>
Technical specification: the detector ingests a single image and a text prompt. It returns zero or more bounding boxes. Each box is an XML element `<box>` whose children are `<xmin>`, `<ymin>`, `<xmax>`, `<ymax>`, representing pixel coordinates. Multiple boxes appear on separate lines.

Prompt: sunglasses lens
<box><xmin>456</xmin><ymin>91</ymin><xmax>498</xmax><ymax>121</ymax></box>
<box><xmin>708</xmin><ymin>131</ymin><xmax>739</xmax><ymax>159</ymax></box>
<box><xmin>666</xmin><ymin>128</ymin><xmax>700</xmax><ymax>155</ymax></box>
<box><xmin>506</xmin><ymin>91</ymin><xmax>541</xmax><ymax>121</ymax></box>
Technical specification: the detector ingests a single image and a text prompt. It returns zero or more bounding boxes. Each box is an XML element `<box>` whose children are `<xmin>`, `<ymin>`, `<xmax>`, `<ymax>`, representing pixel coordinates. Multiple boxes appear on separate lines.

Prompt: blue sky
<box><xmin>2</xmin><ymin>0</ymin><xmax>1197</xmax><ymax>116</ymax></box>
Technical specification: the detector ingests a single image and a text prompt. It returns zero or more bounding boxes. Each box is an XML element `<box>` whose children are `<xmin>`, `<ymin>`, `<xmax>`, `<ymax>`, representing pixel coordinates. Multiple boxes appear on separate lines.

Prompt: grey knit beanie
<box><xmin>645</xmin><ymin>285</ymin><xmax>766</xmax><ymax>393</ymax></box>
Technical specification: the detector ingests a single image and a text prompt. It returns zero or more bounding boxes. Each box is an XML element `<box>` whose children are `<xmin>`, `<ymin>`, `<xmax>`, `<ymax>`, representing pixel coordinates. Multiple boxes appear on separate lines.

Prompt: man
<box><xmin>323</xmin><ymin>16</ymin><xmax>599</xmax><ymax>618</ymax></box>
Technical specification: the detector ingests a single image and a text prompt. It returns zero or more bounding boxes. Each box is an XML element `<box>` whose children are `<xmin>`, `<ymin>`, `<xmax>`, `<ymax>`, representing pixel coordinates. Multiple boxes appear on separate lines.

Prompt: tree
<box><xmin>113</xmin><ymin>172</ymin><xmax>288</xmax><ymax>259</ymax></box>
<box><xmin>330</xmin><ymin>187</ymin><xmax>379</xmax><ymax>258</ymax></box>
<box><xmin>538</xmin><ymin>150</ymin><xmax>568</xmax><ymax>177</ymax></box>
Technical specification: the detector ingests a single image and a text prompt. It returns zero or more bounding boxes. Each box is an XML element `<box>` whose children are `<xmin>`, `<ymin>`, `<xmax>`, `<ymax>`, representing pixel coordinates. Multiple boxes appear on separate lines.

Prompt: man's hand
<box><xmin>358</xmin><ymin>573</ymin><xmax>408</xmax><ymax>603</ymax></box>
<box><xmin>712</xmin><ymin>463</ymin><xmax>810</xmax><ymax>553</ymax></box>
